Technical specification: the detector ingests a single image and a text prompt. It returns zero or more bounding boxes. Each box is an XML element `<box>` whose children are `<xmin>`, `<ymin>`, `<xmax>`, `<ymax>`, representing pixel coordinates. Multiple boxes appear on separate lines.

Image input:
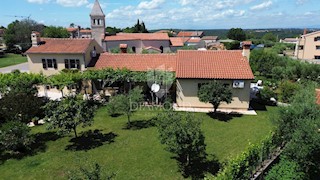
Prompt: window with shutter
<box><xmin>65</xmin><ymin>59</ymin><xmax>69</xmax><ymax>69</ymax></box>
<box><xmin>53</xmin><ymin>59</ymin><xmax>57</xmax><ymax>69</ymax></box>
<box><xmin>47</xmin><ymin>59</ymin><xmax>53</xmax><ymax>68</ymax></box>
<box><xmin>70</xmin><ymin>59</ymin><xmax>76</xmax><ymax>69</ymax></box>
<box><xmin>42</xmin><ymin>59</ymin><xmax>47</xmax><ymax>69</ymax></box>
<box><xmin>76</xmin><ymin>59</ymin><xmax>80</xmax><ymax>70</ymax></box>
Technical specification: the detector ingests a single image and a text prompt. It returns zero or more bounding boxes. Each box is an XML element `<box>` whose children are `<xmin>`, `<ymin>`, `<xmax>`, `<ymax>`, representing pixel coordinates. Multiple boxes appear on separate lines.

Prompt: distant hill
<box><xmin>151</xmin><ymin>28</ymin><xmax>320</xmax><ymax>40</ymax></box>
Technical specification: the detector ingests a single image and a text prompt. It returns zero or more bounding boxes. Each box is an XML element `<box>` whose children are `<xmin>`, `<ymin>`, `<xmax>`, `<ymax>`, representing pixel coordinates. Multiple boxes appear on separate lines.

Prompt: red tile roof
<box><xmin>95</xmin><ymin>50</ymin><xmax>254</xmax><ymax>80</ymax></box>
<box><xmin>187</xmin><ymin>38</ymin><xmax>201</xmax><ymax>43</ymax></box>
<box><xmin>105</xmin><ymin>33</ymin><xmax>169</xmax><ymax>41</ymax></box>
<box><xmin>66</xmin><ymin>28</ymin><xmax>77</xmax><ymax>32</ymax></box>
<box><xmin>316</xmin><ymin>89</ymin><xmax>320</xmax><ymax>105</ymax></box>
<box><xmin>95</xmin><ymin>53</ymin><xmax>176</xmax><ymax>71</ymax></box>
<box><xmin>26</xmin><ymin>38</ymin><xmax>94</xmax><ymax>54</ymax></box>
<box><xmin>202</xmin><ymin>36</ymin><xmax>218</xmax><ymax>40</ymax></box>
<box><xmin>177</xmin><ymin>31</ymin><xmax>204</xmax><ymax>37</ymax></box>
<box><xmin>80</xmin><ymin>29</ymin><xmax>92</xmax><ymax>33</ymax></box>
<box><xmin>242</xmin><ymin>41</ymin><xmax>252</xmax><ymax>46</ymax></box>
<box><xmin>170</xmin><ymin>37</ymin><xmax>184</xmax><ymax>47</ymax></box>
<box><xmin>176</xmin><ymin>50</ymin><xmax>254</xmax><ymax>79</ymax></box>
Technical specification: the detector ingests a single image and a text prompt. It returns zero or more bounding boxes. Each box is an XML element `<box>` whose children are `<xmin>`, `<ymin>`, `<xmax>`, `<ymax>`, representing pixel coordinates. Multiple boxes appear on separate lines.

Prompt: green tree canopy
<box><xmin>0</xmin><ymin>92</ymin><xmax>45</xmax><ymax>123</ymax></box>
<box><xmin>43</xmin><ymin>26</ymin><xmax>69</xmax><ymax>38</ymax></box>
<box><xmin>265</xmin><ymin>158</ymin><xmax>305</xmax><ymax>180</ymax></box>
<box><xmin>156</xmin><ymin>111</ymin><xmax>207</xmax><ymax>178</ymax></box>
<box><xmin>197</xmin><ymin>81</ymin><xmax>233</xmax><ymax>113</ymax></box>
<box><xmin>4</xmin><ymin>19</ymin><xmax>44</xmax><ymax>51</ymax></box>
<box><xmin>262</xmin><ymin>32</ymin><xmax>277</xmax><ymax>42</ymax></box>
<box><xmin>107</xmin><ymin>87</ymin><xmax>144</xmax><ymax>126</ymax></box>
<box><xmin>44</xmin><ymin>96</ymin><xmax>96</xmax><ymax>138</ymax></box>
<box><xmin>227</xmin><ymin>28</ymin><xmax>246</xmax><ymax>41</ymax></box>
<box><xmin>0</xmin><ymin>121</ymin><xmax>33</xmax><ymax>153</ymax></box>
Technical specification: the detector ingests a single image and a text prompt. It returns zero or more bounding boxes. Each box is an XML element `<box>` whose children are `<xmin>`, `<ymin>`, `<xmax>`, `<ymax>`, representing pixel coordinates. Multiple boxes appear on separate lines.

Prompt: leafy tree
<box><xmin>273</xmin><ymin>84</ymin><xmax>320</xmax><ymax>178</ymax></box>
<box><xmin>283</xmin><ymin>117</ymin><xmax>320</xmax><ymax>177</ymax></box>
<box><xmin>277</xmin><ymin>80</ymin><xmax>301</xmax><ymax>103</ymax></box>
<box><xmin>68</xmin><ymin>162</ymin><xmax>115</xmax><ymax>180</ymax></box>
<box><xmin>258</xmin><ymin>87</ymin><xmax>277</xmax><ymax>103</ymax></box>
<box><xmin>227</xmin><ymin>28</ymin><xmax>246</xmax><ymax>41</ymax></box>
<box><xmin>274</xmin><ymin>84</ymin><xmax>320</xmax><ymax>142</ymax></box>
<box><xmin>43</xmin><ymin>26</ymin><xmax>69</xmax><ymax>38</ymax></box>
<box><xmin>4</xmin><ymin>19</ymin><xmax>44</xmax><ymax>51</ymax></box>
<box><xmin>106</xmin><ymin>94</ymin><xmax>127</xmax><ymax>116</ymax></box>
<box><xmin>44</xmin><ymin>96</ymin><xmax>96</xmax><ymax>138</ymax></box>
<box><xmin>156</xmin><ymin>111</ymin><xmax>207</xmax><ymax>178</ymax></box>
<box><xmin>250</xmin><ymin>49</ymin><xmax>286</xmax><ymax>76</ymax></box>
<box><xmin>197</xmin><ymin>81</ymin><xmax>233</xmax><ymax>113</ymax></box>
<box><xmin>122</xmin><ymin>19</ymin><xmax>149</xmax><ymax>33</ymax></box>
<box><xmin>223</xmin><ymin>40</ymin><xmax>240</xmax><ymax>50</ymax></box>
<box><xmin>0</xmin><ymin>121</ymin><xmax>33</xmax><ymax>153</ymax></box>
<box><xmin>107</xmin><ymin>87</ymin><xmax>143</xmax><ymax>125</ymax></box>
<box><xmin>265</xmin><ymin>158</ymin><xmax>305</xmax><ymax>180</ymax></box>
<box><xmin>105</xmin><ymin>26</ymin><xmax>121</xmax><ymax>34</ymax></box>
<box><xmin>262</xmin><ymin>32</ymin><xmax>277</xmax><ymax>42</ymax></box>
<box><xmin>0</xmin><ymin>71</ymin><xmax>44</xmax><ymax>95</ymax></box>
<box><xmin>0</xmin><ymin>92</ymin><xmax>45</xmax><ymax>123</ymax></box>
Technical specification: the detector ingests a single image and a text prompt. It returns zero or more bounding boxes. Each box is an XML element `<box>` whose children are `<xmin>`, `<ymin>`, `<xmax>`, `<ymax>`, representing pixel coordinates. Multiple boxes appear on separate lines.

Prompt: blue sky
<box><xmin>1</xmin><ymin>0</ymin><xmax>319</xmax><ymax>29</ymax></box>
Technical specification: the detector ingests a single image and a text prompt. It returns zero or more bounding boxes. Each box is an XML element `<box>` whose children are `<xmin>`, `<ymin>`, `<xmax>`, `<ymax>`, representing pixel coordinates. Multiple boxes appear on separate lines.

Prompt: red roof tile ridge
<box><xmin>103</xmin><ymin>53</ymin><xmax>177</xmax><ymax>56</ymax></box>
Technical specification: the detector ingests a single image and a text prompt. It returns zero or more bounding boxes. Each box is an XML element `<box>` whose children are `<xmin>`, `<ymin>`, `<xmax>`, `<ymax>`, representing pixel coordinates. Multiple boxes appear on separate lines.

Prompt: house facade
<box><xmin>295</xmin><ymin>31</ymin><xmax>320</xmax><ymax>60</ymax></box>
<box><xmin>175</xmin><ymin>50</ymin><xmax>254</xmax><ymax>109</ymax></box>
<box><xmin>104</xmin><ymin>33</ymin><xmax>171</xmax><ymax>53</ymax></box>
<box><xmin>95</xmin><ymin>47</ymin><xmax>254</xmax><ymax>110</ymax></box>
<box><xmin>26</xmin><ymin>31</ymin><xmax>103</xmax><ymax>76</ymax></box>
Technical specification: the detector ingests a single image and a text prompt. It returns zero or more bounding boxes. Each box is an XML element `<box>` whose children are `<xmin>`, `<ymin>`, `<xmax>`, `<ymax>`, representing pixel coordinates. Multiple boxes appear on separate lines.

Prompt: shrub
<box><xmin>214</xmin><ymin>133</ymin><xmax>280</xmax><ymax>180</ymax></box>
<box><xmin>277</xmin><ymin>80</ymin><xmax>300</xmax><ymax>103</ymax></box>
<box><xmin>265</xmin><ymin>158</ymin><xmax>305</xmax><ymax>180</ymax></box>
<box><xmin>0</xmin><ymin>121</ymin><xmax>33</xmax><ymax>153</ymax></box>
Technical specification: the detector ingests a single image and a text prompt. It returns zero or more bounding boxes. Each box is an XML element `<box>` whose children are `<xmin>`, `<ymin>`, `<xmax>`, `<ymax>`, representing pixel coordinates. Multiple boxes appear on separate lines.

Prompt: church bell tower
<box><xmin>90</xmin><ymin>0</ymin><xmax>105</xmax><ymax>47</ymax></box>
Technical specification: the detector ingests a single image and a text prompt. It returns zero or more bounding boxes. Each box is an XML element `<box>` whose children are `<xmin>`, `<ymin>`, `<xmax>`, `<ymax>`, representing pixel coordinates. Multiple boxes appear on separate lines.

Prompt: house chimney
<box><xmin>242</xmin><ymin>41</ymin><xmax>252</xmax><ymax>61</ymax></box>
<box><xmin>119</xmin><ymin>44</ymin><xmax>128</xmax><ymax>53</ymax></box>
<box><xmin>303</xmin><ymin>28</ymin><xmax>307</xmax><ymax>35</ymax></box>
<box><xmin>31</xmin><ymin>31</ymin><xmax>41</xmax><ymax>47</ymax></box>
<box><xmin>77</xmin><ymin>26</ymin><xmax>81</xmax><ymax>38</ymax></box>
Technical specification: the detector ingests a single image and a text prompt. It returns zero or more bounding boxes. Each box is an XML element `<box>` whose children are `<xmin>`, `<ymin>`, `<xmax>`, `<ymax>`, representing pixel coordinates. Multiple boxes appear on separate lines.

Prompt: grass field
<box><xmin>0</xmin><ymin>106</ymin><xmax>276</xmax><ymax>180</ymax></box>
<box><xmin>0</xmin><ymin>54</ymin><xmax>27</xmax><ymax>68</ymax></box>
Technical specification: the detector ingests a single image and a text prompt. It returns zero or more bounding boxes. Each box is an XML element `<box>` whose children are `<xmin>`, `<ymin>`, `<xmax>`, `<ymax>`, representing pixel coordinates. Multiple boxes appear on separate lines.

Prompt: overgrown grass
<box><xmin>0</xmin><ymin>54</ymin><xmax>27</xmax><ymax>68</ymax></box>
<box><xmin>0</xmin><ymin>106</ymin><xmax>276</xmax><ymax>179</ymax></box>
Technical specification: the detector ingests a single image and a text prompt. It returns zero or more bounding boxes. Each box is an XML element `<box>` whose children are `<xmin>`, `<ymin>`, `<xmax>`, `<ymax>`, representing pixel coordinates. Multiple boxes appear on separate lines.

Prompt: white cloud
<box><xmin>250</xmin><ymin>1</ymin><xmax>273</xmax><ymax>10</ymax></box>
<box><xmin>296</xmin><ymin>0</ymin><xmax>308</xmax><ymax>5</ymax></box>
<box><xmin>55</xmin><ymin>0</ymin><xmax>88</xmax><ymax>7</ymax></box>
<box><xmin>138</xmin><ymin>0</ymin><xmax>165</xmax><ymax>10</ymax></box>
<box><xmin>86</xmin><ymin>2</ymin><xmax>106</xmax><ymax>9</ymax></box>
<box><xmin>179</xmin><ymin>0</ymin><xmax>199</xmax><ymax>6</ymax></box>
<box><xmin>27</xmin><ymin>0</ymin><xmax>50</xmax><ymax>4</ymax></box>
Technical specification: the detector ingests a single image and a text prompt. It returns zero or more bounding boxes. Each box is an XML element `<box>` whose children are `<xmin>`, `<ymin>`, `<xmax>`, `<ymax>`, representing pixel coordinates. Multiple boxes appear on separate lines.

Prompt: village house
<box><xmin>295</xmin><ymin>30</ymin><xmax>320</xmax><ymax>60</ymax></box>
<box><xmin>95</xmin><ymin>42</ymin><xmax>253</xmax><ymax>110</ymax></box>
<box><xmin>25</xmin><ymin>0</ymin><xmax>255</xmax><ymax>110</ymax></box>
<box><xmin>26</xmin><ymin>31</ymin><xmax>103</xmax><ymax>76</ymax></box>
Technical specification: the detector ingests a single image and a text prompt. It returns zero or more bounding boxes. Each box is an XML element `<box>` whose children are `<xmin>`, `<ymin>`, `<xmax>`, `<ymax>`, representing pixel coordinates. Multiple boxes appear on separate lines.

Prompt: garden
<box><xmin>0</xmin><ymin>105</ymin><xmax>275</xmax><ymax>179</ymax></box>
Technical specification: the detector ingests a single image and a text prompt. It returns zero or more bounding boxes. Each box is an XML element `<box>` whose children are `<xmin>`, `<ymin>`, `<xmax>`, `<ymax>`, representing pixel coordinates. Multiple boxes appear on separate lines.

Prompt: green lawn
<box><xmin>0</xmin><ymin>54</ymin><xmax>27</xmax><ymax>68</ymax></box>
<box><xmin>0</xmin><ymin>106</ymin><xmax>276</xmax><ymax>180</ymax></box>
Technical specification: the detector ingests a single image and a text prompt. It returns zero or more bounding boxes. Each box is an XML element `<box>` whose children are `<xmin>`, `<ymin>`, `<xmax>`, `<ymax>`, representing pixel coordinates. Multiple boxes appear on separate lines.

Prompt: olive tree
<box><xmin>44</xmin><ymin>96</ymin><xmax>96</xmax><ymax>138</ymax></box>
<box><xmin>197</xmin><ymin>81</ymin><xmax>233</xmax><ymax>113</ymax></box>
<box><xmin>156</xmin><ymin>111</ymin><xmax>207</xmax><ymax>178</ymax></box>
